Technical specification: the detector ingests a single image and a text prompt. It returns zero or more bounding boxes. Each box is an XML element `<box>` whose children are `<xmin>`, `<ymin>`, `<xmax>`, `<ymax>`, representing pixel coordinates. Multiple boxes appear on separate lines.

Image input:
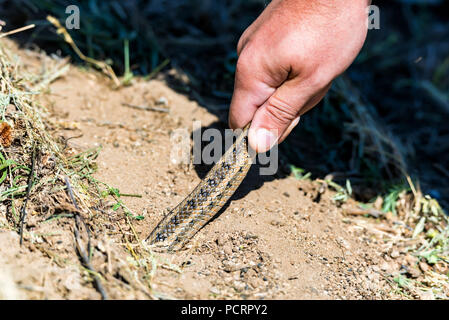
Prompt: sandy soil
<box><xmin>0</xmin><ymin>41</ymin><xmax>401</xmax><ymax>300</ymax></box>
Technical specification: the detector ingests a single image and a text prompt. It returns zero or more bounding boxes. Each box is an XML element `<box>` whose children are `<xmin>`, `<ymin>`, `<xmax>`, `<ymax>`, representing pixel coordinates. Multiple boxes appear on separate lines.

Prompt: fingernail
<box><xmin>289</xmin><ymin>116</ymin><xmax>300</xmax><ymax>131</ymax></box>
<box><xmin>255</xmin><ymin>128</ymin><xmax>278</xmax><ymax>153</ymax></box>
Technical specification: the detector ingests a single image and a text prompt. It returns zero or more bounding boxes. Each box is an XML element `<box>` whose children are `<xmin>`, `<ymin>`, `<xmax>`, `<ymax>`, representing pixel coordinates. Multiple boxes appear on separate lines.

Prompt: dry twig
<box><xmin>19</xmin><ymin>143</ymin><xmax>37</xmax><ymax>245</ymax></box>
<box><xmin>65</xmin><ymin>176</ymin><xmax>108</xmax><ymax>300</ymax></box>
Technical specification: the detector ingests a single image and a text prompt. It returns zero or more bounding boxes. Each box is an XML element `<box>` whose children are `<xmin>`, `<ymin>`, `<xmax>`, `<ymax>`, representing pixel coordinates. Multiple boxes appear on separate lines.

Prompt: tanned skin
<box><xmin>229</xmin><ymin>0</ymin><xmax>372</xmax><ymax>152</ymax></box>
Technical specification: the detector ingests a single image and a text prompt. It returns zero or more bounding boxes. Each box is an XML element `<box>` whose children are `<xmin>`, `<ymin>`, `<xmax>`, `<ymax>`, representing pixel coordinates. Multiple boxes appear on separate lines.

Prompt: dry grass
<box><xmin>0</xmin><ymin>38</ymin><xmax>162</xmax><ymax>299</ymax></box>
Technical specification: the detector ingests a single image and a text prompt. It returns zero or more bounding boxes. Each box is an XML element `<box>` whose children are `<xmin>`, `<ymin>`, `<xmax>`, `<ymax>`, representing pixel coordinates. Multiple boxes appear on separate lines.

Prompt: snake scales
<box><xmin>146</xmin><ymin>124</ymin><xmax>254</xmax><ymax>251</ymax></box>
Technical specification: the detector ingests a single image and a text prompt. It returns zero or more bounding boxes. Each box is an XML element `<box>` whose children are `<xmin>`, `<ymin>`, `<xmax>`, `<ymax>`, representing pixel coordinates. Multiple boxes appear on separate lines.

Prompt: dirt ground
<box><xmin>0</xmin><ymin>40</ymin><xmax>412</xmax><ymax>300</ymax></box>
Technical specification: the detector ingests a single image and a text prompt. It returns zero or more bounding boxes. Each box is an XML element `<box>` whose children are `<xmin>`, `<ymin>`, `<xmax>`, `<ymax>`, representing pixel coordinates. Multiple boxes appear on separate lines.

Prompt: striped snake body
<box><xmin>146</xmin><ymin>124</ymin><xmax>253</xmax><ymax>251</ymax></box>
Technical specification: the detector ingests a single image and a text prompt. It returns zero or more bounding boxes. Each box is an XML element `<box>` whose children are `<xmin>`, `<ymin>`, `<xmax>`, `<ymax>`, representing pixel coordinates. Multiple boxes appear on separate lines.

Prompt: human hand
<box><xmin>229</xmin><ymin>0</ymin><xmax>370</xmax><ymax>152</ymax></box>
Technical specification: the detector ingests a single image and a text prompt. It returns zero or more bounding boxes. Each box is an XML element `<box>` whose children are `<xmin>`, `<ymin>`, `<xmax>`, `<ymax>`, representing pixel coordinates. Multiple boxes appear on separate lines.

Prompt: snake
<box><xmin>146</xmin><ymin>123</ymin><xmax>254</xmax><ymax>251</ymax></box>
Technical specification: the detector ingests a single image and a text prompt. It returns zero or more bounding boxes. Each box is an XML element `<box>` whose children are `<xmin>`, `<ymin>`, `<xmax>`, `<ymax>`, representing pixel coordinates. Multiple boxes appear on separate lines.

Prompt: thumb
<box><xmin>228</xmin><ymin>60</ymin><xmax>276</xmax><ymax>130</ymax></box>
<box><xmin>248</xmin><ymin>77</ymin><xmax>331</xmax><ymax>153</ymax></box>
<box><xmin>248</xmin><ymin>78</ymin><xmax>306</xmax><ymax>153</ymax></box>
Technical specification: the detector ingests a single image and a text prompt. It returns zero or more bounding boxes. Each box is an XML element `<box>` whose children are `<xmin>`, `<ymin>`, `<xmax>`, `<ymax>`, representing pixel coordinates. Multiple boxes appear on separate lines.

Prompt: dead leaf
<box><xmin>0</xmin><ymin>122</ymin><xmax>13</xmax><ymax>147</ymax></box>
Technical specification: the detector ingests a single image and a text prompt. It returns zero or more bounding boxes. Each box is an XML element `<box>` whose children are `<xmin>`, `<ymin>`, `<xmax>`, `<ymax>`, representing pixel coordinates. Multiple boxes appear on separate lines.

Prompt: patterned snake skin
<box><xmin>146</xmin><ymin>124</ymin><xmax>253</xmax><ymax>251</ymax></box>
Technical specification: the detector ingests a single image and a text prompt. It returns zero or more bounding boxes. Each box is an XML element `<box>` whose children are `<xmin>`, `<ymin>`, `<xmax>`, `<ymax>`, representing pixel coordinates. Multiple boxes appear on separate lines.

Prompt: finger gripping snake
<box><xmin>146</xmin><ymin>124</ymin><xmax>253</xmax><ymax>251</ymax></box>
